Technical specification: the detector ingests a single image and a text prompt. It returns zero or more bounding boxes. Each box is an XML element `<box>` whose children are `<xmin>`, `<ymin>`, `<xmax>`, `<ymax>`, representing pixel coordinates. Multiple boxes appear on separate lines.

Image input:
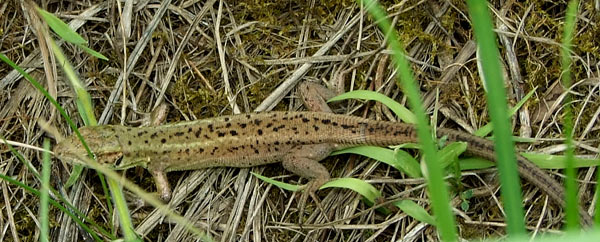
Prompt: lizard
<box><xmin>53</xmin><ymin>83</ymin><xmax>594</xmax><ymax>227</ymax></box>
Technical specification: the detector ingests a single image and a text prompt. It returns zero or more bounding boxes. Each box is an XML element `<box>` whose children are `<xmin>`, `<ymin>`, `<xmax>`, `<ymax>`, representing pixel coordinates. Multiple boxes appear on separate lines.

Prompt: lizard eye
<box><xmin>114</xmin><ymin>157</ymin><xmax>125</xmax><ymax>168</ymax></box>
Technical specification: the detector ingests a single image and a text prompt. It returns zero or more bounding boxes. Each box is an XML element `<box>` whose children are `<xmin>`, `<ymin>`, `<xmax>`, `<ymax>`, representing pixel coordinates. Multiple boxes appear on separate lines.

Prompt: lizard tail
<box><xmin>355</xmin><ymin>119</ymin><xmax>594</xmax><ymax>227</ymax></box>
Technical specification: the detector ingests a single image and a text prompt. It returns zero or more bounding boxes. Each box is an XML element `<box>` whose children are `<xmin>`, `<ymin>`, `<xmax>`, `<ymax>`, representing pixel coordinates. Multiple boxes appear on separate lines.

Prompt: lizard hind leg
<box><xmin>282</xmin><ymin>144</ymin><xmax>335</xmax><ymax>223</ymax></box>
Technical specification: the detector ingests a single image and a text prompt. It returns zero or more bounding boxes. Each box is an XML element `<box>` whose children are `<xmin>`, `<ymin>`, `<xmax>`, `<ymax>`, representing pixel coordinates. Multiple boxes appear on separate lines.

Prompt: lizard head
<box><xmin>54</xmin><ymin>126</ymin><xmax>123</xmax><ymax>168</ymax></box>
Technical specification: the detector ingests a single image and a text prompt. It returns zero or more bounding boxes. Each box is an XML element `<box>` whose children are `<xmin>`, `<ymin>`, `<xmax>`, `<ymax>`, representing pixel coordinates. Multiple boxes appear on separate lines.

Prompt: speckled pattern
<box><xmin>53</xmin><ymin>111</ymin><xmax>593</xmax><ymax>226</ymax></box>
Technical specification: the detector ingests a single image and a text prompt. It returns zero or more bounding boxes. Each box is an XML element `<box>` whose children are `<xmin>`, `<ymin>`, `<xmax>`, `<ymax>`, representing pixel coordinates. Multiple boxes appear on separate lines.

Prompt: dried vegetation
<box><xmin>0</xmin><ymin>0</ymin><xmax>599</xmax><ymax>241</ymax></box>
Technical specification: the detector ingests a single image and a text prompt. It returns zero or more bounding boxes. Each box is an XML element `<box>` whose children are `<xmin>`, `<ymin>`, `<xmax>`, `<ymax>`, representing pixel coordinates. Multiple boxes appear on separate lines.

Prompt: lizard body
<box><xmin>53</xmin><ymin>111</ymin><xmax>594</xmax><ymax>226</ymax></box>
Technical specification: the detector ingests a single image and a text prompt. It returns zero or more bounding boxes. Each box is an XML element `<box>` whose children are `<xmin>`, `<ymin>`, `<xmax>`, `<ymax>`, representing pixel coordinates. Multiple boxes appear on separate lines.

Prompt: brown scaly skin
<box><xmin>53</xmin><ymin>111</ymin><xmax>594</xmax><ymax>227</ymax></box>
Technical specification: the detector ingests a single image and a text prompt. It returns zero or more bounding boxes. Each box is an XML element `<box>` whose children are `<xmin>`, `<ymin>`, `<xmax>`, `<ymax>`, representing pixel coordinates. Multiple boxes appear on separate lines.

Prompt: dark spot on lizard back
<box><xmin>128</xmin><ymin>140</ymin><xmax>132</xmax><ymax>145</ymax></box>
<box><xmin>239</xmin><ymin>123</ymin><xmax>247</xmax><ymax>128</ymax></box>
<box><xmin>254</xmin><ymin>119</ymin><xmax>262</xmax><ymax>125</ymax></box>
<box><xmin>174</xmin><ymin>132</ymin><xmax>184</xmax><ymax>137</ymax></box>
<box><xmin>195</xmin><ymin>129</ymin><xmax>202</xmax><ymax>138</ymax></box>
<box><xmin>302</xmin><ymin>118</ymin><xmax>310</xmax><ymax>123</ymax></box>
<box><xmin>230</xmin><ymin>130</ymin><xmax>238</xmax><ymax>136</ymax></box>
<box><xmin>161</xmin><ymin>138</ymin><xmax>167</xmax><ymax>143</ymax></box>
<box><xmin>225</xmin><ymin>123</ymin><xmax>232</xmax><ymax>128</ymax></box>
<box><xmin>224</xmin><ymin>117</ymin><xmax>230</xmax><ymax>122</ymax></box>
<box><xmin>217</xmin><ymin>132</ymin><xmax>226</xmax><ymax>137</ymax></box>
<box><xmin>257</xmin><ymin>129</ymin><xmax>263</xmax><ymax>135</ymax></box>
<box><xmin>208</xmin><ymin>124</ymin><xmax>214</xmax><ymax>132</ymax></box>
<box><xmin>150</xmin><ymin>132</ymin><xmax>158</xmax><ymax>139</ymax></box>
<box><xmin>313</xmin><ymin>125</ymin><xmax>320</xmax><ymax>131</ymax></box>
<box><xmin>321</xmin><ymin>119</ymin><xmax>331</xmax><ymax>124</ymax></box>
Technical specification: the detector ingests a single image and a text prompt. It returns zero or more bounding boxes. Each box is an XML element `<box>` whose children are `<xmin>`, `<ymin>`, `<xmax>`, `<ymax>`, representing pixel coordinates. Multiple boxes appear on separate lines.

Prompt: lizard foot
<box><xmin>297</xmin><ymin>178</ymin><xmax>331</xmax><ymax>225</ymax></box>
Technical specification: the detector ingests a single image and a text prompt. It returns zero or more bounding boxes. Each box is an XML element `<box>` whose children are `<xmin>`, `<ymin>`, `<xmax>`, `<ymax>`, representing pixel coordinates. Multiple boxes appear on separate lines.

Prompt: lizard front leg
<box><xmin>298</xmin><ymin>82</ymin><xmax>339</xmax><ymax>113</ymax></box>
<box><xmin>149</xmin><ymin>165</ymin><xmax>171</xmax><ymax>202</ymax></box>
<box><xmin>145</xmin><ymin>103</ymin><xmax>173</xmax><ymax>202</ymax></box>
<box><xmin>282</xmin><ymin>144</ymin><xmax>335</xmax><ymax>220</ymax></box>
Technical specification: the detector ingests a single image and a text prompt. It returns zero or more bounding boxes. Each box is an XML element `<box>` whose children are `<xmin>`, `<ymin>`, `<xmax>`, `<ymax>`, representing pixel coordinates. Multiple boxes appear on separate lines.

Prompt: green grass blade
<box><xmin>329</xmin><ymin>90</ymin><xmax>416</xmax><ymax>124</ymax></box>
<box><xmin>77</xmin><ymin>44</ymin><xmax>109</xmax><ymax>61</ymax></box>
<box><xmin>456</xmin><ymin>153</ymin><xmax>600</xmax><ymax>171</ymax></box>
<box><xmin>40</xmin><ymin>139</ymin><xmax>51</xmax><ymax>242</ymax></box>
<box><xmin>251</xmin><ymin>172</ymin><xmax>302</xmax><ymax>192</ymax></box>
<box><xmin>521</xmin><ymin>153</ymin><xmax>599</xmax><ymax>169</ymax></box>
<box><xmin>64</xmin><ymin>165</ymin><xmax>84</xmax><ymax>188</ymax></box>
<box><xmin>458</xmin><ymin>158</ymin><xmax>495</xmax><ymax>170</ymax></box>
<box><xmin>321</xmin><ymin>178</ymin><xmax>382</xmax><ymax>204</ymax></box>
<box><xmin>36</xmin><ymin>8</ymin><xmax>87</xmax><ymax>45</ymax></box>
<box><xmin>561</xmin><ymin>0</ymin><xmax>582</xmax><ymax>230</ymax></box>
<box><xmin>474</xmin><ymin>87</ymin><xmax>537</xmax><ymax>137</ymax></box>
<box><xmin>333</xmin><ymin>146</ymin><xmax>422</xmax><ymax>178</ymax></box>
<box><xmin>107</xmin><ymin>178</ymin><xmax>138</xmax><ymax>240</ymax></box>
<box><xmin>1</xmin><ymin>136</ymin><xmax>41</xmax><ymax>179</ymax></box>
<box><xmin>393</xmin><ymin>200</ymin><xmax>436</xmax><ymax>226</ymax></box>
<box><xmin>0</xmin><ymin>53</ymin><xmax>88</xmax><ymax>152</ymax></box>
<box><xmin>36</xmin><ymin>8</ymin><xmax>108</xmax><ymax>60</ymax></box>
<box><xmin>359</xmin><ymin>0</ymin><xmax>457</xmax><ymax>240</ymax></box>
<box><xmin>0</xmin><ymin>173</ymin><xmax>107</xmax><ymax>241</ymax></box>
<box><xmin>0</xmin><ymin>52</ymin><xmax>102</xmax><ymax>199</ymax></box>
<box><xmin>437</xmin><ymin>142</ymin><xmax>468</xmax><ymax>170</ymax></box>
<box><xmin>466</xmin><ymin>0</ymin><xmax>525</xmax><ymax>235</ymax></box>
<box><xmin>1</xmin><ymin>137</ymin><xmax>113</xmax><ymax>239</ymax></box>
<box><xmin>47</xmin><ymin>39</ymin><xmax>96</xmax><ymax>126</ymax></box>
